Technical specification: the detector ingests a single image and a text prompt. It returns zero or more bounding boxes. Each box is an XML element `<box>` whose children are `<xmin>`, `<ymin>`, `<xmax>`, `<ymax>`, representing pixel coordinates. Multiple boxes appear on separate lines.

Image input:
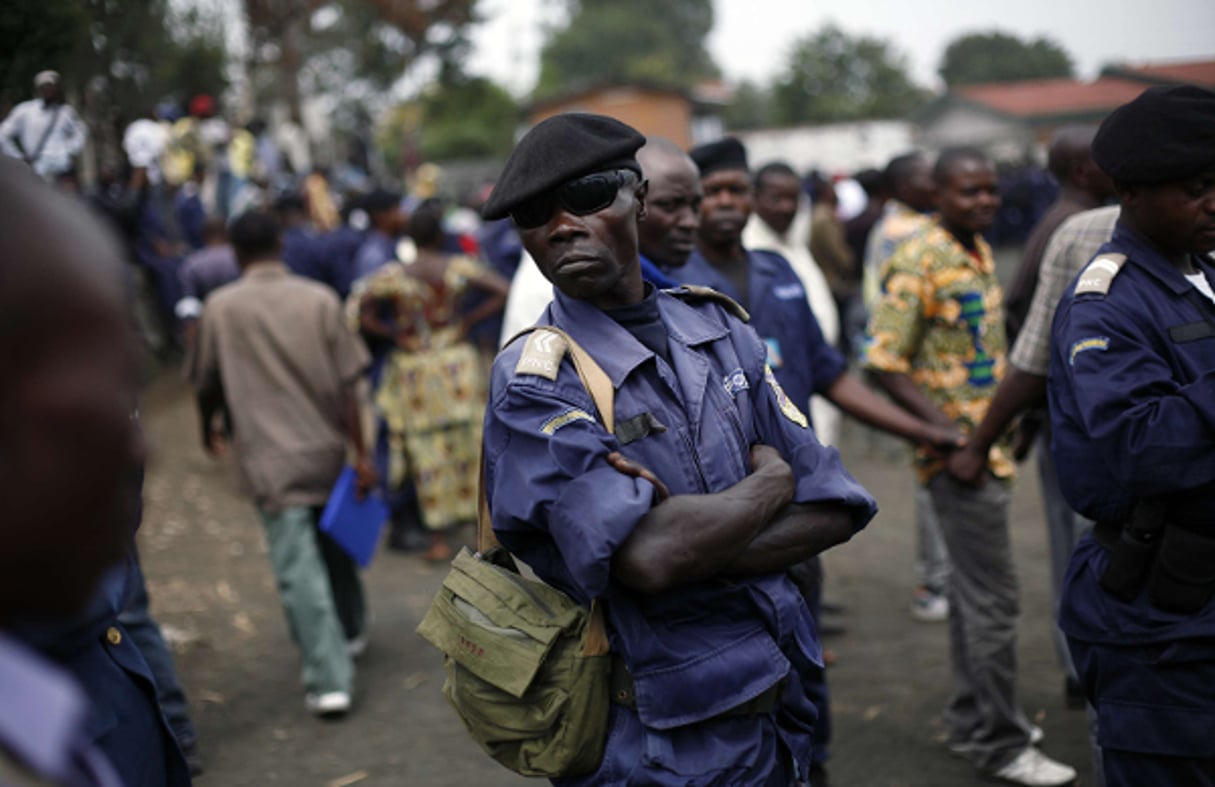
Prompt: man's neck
<box><xmin>941</xmin><ymin>222</ymin><xmax>979</xmax><ymax>252</ymax></box>
<box><xmin>1058</xmin><ymin>184</ymin><xmax>1100</xmax><ymax>210</ymax></box>
<box><xmin>696</xmin><ymin>239</ymin><xmax>746</xmax><ymax>268</ymax></box>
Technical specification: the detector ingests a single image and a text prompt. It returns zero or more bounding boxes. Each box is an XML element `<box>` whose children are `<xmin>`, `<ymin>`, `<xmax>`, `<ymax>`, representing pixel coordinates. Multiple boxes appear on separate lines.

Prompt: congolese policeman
<box><xmin>480</xmin><ymin>113</ymin><xmax>878</xmax><ymax>786</ymax></box>
<box><xmin>1048</xmin><ymin>84</ymin><xmax>1215</xmax><ymax>786</ymax></box>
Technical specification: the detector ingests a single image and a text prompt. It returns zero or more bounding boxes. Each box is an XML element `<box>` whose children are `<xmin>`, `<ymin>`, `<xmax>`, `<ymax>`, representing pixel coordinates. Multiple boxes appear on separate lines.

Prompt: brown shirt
<box><xmin>196</xmin><ymin>262</ymin><xmax>370</xmax><ymax>511</ymax></box>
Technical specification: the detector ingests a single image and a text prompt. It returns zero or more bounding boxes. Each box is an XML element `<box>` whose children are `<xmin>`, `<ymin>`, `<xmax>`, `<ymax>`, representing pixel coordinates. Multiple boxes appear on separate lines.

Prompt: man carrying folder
<box><xmin>193</xmin><ymin>209</ymin><xmax>374</xmax><ymax>718</ymax></box>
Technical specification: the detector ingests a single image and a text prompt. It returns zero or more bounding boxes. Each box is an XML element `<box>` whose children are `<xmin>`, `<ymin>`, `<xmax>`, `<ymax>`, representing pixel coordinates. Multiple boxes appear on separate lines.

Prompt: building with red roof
<box><xmin>916</xmin><ymin>57</ymin><xmax>1215</xmax><ymax>161</ymax></box>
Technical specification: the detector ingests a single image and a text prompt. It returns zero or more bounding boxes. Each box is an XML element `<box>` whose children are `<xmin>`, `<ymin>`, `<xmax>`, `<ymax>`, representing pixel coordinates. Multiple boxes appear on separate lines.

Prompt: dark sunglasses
<box><xmin>510</xmin><ymin>169</ymin><xmax>636</xmax><ymax>229</ymax></box>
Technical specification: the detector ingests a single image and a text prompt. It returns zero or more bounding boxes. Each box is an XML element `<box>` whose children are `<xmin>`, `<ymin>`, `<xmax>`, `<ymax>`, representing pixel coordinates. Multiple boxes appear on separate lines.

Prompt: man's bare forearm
<box><xmin>723</xmin><ymin>502</ymin><xmax>855</xmax><ymax>577</ymax></box>
<box><xmin>868</xmin><ymin>370</ymin><xmax>954</xmax><ymax>429</ymax></box>
<box><xmin>612</xmin><ymin>449</ymin><xmax>793</xmax><ymax>595</ymax></box>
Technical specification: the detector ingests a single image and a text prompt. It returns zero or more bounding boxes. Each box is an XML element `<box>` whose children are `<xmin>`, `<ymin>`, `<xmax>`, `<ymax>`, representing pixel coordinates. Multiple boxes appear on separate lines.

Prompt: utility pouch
<box><xmin>1099</xmin><ymin>500</ymin><xmax>1167</xmax><ymax>602</ymax></box>
<box><xmin>1147</xmin><ymin>526</ymin><xmax>1215</xmax><ymax>614</ymax></box>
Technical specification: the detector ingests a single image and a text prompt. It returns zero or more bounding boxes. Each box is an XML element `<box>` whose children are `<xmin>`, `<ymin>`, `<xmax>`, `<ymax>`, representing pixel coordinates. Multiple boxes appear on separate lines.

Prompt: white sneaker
<box><xmin>990</xmin><ymin>747</ymin><xmax>1076</xmax><ymax>786</ymax></box>
<box><xmin>910</xmin><ymin>588</ymin><xmax>949</xmax><ymax>622</ymax></box>
<box><xmin>305</xmin><ymin>691</ymin><xmax>352</xmax><ymax>718</ymax></box>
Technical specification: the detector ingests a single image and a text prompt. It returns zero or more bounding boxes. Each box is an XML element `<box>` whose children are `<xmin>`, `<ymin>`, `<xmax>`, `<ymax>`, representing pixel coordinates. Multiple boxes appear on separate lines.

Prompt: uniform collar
<box><xmin>639</xmin><ymin>253</ymin><xmax>681</xmax><ymax>289</ymax></box>
<box><xmin>1110</xmin><ymin>221</ymin><xmax>1207</xmax><ymax>296</ymax></box>
<box><xmin>241</xmin><ymin>260</ymin><xmax>289</xmax><ymax>279</ymax></box>
<box><xmin>547</xmin><ymin>287</ymin><xmax>729</xmax><ymax>388</ymax></box>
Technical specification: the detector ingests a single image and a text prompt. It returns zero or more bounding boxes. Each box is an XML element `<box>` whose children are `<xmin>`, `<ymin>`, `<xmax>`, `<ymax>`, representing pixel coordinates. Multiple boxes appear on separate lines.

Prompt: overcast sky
<box><xmin>465</xmin><ymin>0</ymin><xmax>1215</xmax><ymax>96</ymax></box>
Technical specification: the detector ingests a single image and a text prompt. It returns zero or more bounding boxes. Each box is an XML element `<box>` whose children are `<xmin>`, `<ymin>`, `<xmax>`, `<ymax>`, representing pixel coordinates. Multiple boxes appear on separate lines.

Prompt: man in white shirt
<box><xmin>0</xmin><ymin>71</ymin><xmax>87</xmax><ymax>181</ymax></box>
<box><xmin>743</xmin><ymin>161</ymin><xmax>842</xmax><ymax>446</ymax></box>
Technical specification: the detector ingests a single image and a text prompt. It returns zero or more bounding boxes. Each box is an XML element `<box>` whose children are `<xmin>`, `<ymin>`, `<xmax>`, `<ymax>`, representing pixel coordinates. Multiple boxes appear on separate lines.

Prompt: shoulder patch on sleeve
<box><xmin>1074</xmin><ymin>254</ymin><xmax>1128</xmax><ymax>296</ymax></box>
<box><xmin>765</xmin><ymin>365</ymin><xmax>808</xmax><ymax>428</ymax></box>
<box><xmin>514</xmin><ymin>329</ymin><xmax>568</xmax><ymax>380</ymax></box>
<box><xmin>670</xmin><ymin>284</ymin><xmax>750</xmax><ymax>322</ymax></box>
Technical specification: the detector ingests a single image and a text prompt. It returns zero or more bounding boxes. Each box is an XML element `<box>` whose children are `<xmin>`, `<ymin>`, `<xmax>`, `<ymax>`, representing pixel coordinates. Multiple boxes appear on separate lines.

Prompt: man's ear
<box><xmin>635</xmin><ymin>179</ymin><xmax>649</xmax><ymax>222</ymax></box>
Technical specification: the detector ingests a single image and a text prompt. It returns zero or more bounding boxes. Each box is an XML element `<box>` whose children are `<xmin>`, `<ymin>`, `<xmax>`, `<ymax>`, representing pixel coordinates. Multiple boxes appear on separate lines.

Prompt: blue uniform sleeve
<box><xmin>484</xmin><ymin>368</ymin><xmax>655</xmax><ymax>603</ymax></box>
<box><xmin>734</xmin><ymin>315</ymin><xmax>878</xmax><ymax>532</ymax></box>
<box><xmin>1054</xmin><ymin>295</ymin><xmax>1215</xmax><ymax>497</ymax></box>
<box><xmin>803</xmin><ymin>307</ymin><xmax>848</xmax><ymax>396</ymax></box>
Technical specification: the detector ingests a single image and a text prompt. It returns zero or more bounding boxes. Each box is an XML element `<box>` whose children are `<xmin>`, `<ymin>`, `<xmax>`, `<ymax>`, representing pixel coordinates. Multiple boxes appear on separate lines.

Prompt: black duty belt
<box><xmin>1093</xmin><ymin>520</ymin><xmax>1121</xmax><ymax>550</ymax></box>
<box><xmin>609</xmin><ymin>655</ymin><xmax>783</xmax><ymax>717</ymax></box>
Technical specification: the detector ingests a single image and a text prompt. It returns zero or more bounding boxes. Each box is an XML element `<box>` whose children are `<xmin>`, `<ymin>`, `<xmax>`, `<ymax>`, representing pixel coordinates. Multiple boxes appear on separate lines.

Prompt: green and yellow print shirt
<box><xmin>863</xmin><ymin>219</ymin><xmax>1014</xmax><ymax>482</ymax></box>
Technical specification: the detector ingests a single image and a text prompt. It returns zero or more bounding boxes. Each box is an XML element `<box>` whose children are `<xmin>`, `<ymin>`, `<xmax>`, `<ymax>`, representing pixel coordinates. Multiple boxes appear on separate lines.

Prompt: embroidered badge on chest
<box><xmin>723</xmin><ymin>368</ymin><xmax>749</xmax><ymax>398</ymax></box>
<box><xmin>764</xmin><ymin>365</ymin><xmax>808</xmax><ymax>428</ymax></box>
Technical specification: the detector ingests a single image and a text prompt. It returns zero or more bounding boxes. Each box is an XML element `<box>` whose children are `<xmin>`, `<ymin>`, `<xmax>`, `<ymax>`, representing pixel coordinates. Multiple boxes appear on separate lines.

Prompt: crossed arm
<box><xmin>608</xmin><ymin>445</ymin><xmax>855</xmax><ymax>595</ymax></box>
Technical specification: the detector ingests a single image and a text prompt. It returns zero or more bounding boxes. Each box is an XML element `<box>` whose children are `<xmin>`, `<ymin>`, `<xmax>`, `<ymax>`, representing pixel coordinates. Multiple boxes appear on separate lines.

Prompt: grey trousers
<box><xmin>928</xmin><ymin>474</ymin><xmax>1034</xmax><ymax>772</ymax></box>
<box><xmin>915</xmin><ymin>483</ymin><xmax>951</xmax><ymax>594</ymax></box>
<box><xmin>258</xmin><ymin>506</ymin><xmax>357</xmax><ymax>696</ymax></box>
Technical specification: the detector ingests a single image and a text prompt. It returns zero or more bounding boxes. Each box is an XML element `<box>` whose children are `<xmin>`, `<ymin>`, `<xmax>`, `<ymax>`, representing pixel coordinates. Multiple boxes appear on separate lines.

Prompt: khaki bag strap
<box><xmin>479</xmin><ymin>326</ymin><xmax>614</xmax><ymax>656</ymax></box>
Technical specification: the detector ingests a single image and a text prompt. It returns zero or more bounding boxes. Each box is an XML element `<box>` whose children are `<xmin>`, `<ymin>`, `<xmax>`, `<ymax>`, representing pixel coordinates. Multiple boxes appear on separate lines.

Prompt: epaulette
<box><xmin>1074</xmin><ymin>254</ymin><xmax>1128</xmax><ymax>297</ymax></box>
<box><xmin>511</xmin><ymin>328</ymin><xmax>568</xmax><ymax>381</ymax></box>
<box><xmin>668</xmin><ymin>284</ymin><xmax>750</xmax><ymax>322</ymax></box>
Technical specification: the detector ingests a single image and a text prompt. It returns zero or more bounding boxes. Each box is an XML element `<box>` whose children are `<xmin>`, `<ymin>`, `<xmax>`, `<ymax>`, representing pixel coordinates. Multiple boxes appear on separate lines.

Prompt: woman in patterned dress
<box><xmin>349</xmin><ymin>199</ymin><xmax>509</xmax><ymax>561</ymax></box>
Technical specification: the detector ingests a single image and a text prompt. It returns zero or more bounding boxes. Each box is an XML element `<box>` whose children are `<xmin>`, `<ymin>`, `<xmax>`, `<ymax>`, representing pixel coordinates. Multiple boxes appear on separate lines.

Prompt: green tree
<box><xmin>722</xmin><ymin>80</ymin><xmax>775</xmax><ymax>131</ymax></box>
<box><xmin>0</xmin><ymin>0</ymin><xmax>229</xmax><ymax>167</ymax></box>
<box><xmin>939</xmin><ymin>31</ymin><xmax>1073</xmax><ymax>86</ymax></box>
<box><xmin>244</xmin><ymin>0</ymin><xmax>480</xmax><ymax>122</ymax></box>
<box><xmin>535</xmin><ymin>0</ymin><xmax>718</xmax><ymax>98</ymax></box>
<box><xmin>415</xmin><ymin>74</ymin><xmax>518</xmax><ymax>161</ymax></box>
<box><xmin>771</xmin><ymin>25</ymin><xmax>929</xmax><ymax>125</ymax></box>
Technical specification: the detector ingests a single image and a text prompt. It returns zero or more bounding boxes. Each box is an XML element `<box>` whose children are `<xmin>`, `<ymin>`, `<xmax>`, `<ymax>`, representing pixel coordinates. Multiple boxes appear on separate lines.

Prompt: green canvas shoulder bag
<box><xmin>416</xmin><ymin>326</ymin><xmax>612</xmax><ymax>778</ymax></box>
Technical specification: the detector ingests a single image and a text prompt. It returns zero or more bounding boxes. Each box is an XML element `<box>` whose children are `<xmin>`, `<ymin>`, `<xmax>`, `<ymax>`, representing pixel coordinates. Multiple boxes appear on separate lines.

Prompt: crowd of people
<box><xmin>2</xmin><ymin>60</ymin><xmax>1214</xmax><ymax>787</ymax></box>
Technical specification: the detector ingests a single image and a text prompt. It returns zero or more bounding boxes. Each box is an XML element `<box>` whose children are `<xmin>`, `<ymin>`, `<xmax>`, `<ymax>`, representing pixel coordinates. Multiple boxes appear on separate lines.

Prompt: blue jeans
<box><xmin>118</xmin><ymin>553</ymin><xmax>198</xmax><ymax>751</ymax></box>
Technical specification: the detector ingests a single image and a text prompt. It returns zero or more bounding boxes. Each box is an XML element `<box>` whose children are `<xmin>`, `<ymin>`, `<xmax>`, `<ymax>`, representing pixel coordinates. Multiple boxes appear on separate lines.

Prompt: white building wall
<box><xmin>736</xmin><ymin>120</ymin><xmax>915</xmax><ymax>176</ymax></box>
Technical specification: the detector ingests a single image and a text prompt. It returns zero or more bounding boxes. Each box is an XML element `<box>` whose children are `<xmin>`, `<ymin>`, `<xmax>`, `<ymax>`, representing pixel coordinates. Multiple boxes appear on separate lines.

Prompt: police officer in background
<box><xmin>480</xmin><ymin>113</ymin><xmax>878</xmax><ymax>785</ymax></box>
<box><xmin>1048</xmin><ymin>84</ymin><xmax>1215</xmax><ymax>786</ymax></box>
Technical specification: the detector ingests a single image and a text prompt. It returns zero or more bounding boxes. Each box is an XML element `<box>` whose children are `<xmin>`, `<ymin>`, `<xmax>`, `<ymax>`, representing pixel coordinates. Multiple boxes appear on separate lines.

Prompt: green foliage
<box><xmin>722</xmin><ymin>80</ymin><xmax>775</xmax><ymax>130</ymax></box>
<box><xmin>939</xmin><ymin>31</ymin><xmax>1073</xmax><ymax>86</ymax></box>
<box><xmin>771</xmin><ymin>25</ymin><xmax>929</xmax><ymax>125</ymax></box>
<box><xmin>536</xmin><ymin>0</ymin><xmax>718</xmax><ymax>98</ymax></box>
<box><xmin>417</xmin><ymin>76</ymin><xmax>518</xmax><ymax>160</ymax></box>
<box><xmin>0</xmin><ymin>0</ymin><xmax>228</xmax><ymax>141</ymax></box>
<box><xmin>0</xmin><ymin>0</ymin><xmax>87</xmax><ymax>112</ymax></box>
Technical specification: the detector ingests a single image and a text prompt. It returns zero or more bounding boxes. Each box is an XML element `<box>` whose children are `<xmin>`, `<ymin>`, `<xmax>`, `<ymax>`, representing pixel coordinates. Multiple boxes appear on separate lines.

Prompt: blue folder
<box><xmin>319</xmin><ymin>466</ymin><xmax>389</xmax><ymax>568</ymax></box>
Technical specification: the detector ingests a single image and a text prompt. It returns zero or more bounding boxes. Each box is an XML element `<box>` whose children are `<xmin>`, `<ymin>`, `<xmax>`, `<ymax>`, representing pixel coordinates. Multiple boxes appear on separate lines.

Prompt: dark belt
<box><xmin>609</xmin><ymin>655</ymin><xmax>783</xmax><ymax>717</ymax></box>
<box><xmin>1093</xmin><ymin>520</ymin><xmax>1121</xmax><ymax>549</ymax></box>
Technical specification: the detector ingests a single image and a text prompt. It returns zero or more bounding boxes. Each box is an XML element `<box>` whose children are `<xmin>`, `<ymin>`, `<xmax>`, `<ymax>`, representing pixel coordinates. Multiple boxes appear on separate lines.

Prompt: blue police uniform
<box><xmin>677</xmin><ymin>248</ymin><xmax>848</xmax><ymax>773</ymax></box>
<box><xmin>350</xmin><ymin>230</ymin><xmax>396</xmax><ymax>284</ymax></box>
<box><xmin>639</xmin><ymin>254</ymin><xmax>680</xmax><ymax>290</ymax></box>
<box><xmin>1049</xmin><ymin>222</ymin><xmax>1215</xmax><ymax>785</ymax></box>
<box><xmin>13</xmin><ymin>557</ymin><xmax>192</xmax><ymax>787</ymax></box>
<box><xmin>679</xmin><ymin>250</ymin><xmax>846</xmax><ymax>416</ymax></box>
<box><xmin>484</xmin><ymin>286</ymin><xmax>876</xmax><ymax>785</ymax></box>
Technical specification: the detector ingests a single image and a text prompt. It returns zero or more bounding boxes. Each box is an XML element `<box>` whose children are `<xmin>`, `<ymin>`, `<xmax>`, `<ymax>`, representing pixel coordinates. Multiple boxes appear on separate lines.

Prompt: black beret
<box><xmin>482</xmin><ymin>113</ymin><xmax>645</xmax><ymax>220</ymax></box>
<box><xmin>1093</xmin><ymin>84</ymin><xmax>1215</xmax><ymax>185</ymax></box>
<box><xmin>689</xmin><ymin>137</ymin><xmax>749</xmax><ymax>177</ymax></box>
<box><xmin>361</xmin><ymin>188</ymin><xmax>402</xmax><ymax>214</ymax></box>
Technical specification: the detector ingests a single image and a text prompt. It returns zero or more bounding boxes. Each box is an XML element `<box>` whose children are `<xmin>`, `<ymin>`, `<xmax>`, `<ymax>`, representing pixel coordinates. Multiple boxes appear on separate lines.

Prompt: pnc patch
<box><xmin>765</xmin><ymin>365</ymin><xmax>808</xmax><ymax>428</ymax></box>
<box><xmin>1074</xmin><ymin>255</ymin><xmax>1128</xmax><ymax>296</ymax></box>
<box><xmin>515</xmin><ymin>330</ymin><xmax>568</xmax><ymax>380</ymax></box>
<box><xmin>1069</xmin><ymin>336</ymin><xmax>1110</xmax><ymax>365</ymax></box>
<box><xmin>723</xmin><ymin>368</ymin><xmax>750</xmax><ymax>398</ymax></box>
<box><xmin>540</xmin><ymin>408</ymin><xmax>595</xmax><ymax>435</ymax></box>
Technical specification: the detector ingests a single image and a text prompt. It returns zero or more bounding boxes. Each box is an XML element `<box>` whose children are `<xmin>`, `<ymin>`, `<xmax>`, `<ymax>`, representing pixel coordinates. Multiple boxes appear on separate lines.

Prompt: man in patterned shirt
<box><xmin>864</xmin><ymin>148</ymin><xmax>1077</xmax><ymax>786</ymax></box>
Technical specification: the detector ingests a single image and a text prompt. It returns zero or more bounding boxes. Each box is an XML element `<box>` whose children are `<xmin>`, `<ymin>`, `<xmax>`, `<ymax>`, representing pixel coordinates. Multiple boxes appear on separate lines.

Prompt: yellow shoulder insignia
<box><xmin>670</xmin><ymin>285</ymin><xmax>750</xmax><ymax>322</ymax></box>
<box><xmin>1074</xmin><ymin>254</ymin><xmax>1128</xmax><ymax>297</ymax></box>
<box><xmin>764</xmin><ymin>365</ymin><xmax>808</xmax><ymax>429</ymax></box>
<box><xmin>514</xmin><ymin>329</ymin><xmax>568</xmax><ymax>380</ymax></box>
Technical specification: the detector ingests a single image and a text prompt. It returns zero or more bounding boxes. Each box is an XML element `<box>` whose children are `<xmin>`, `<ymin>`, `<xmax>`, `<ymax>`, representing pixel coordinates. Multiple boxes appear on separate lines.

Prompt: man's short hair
<box><xmin>229</xmin><ymin>211</ymin><xmax>280</xmax><ymax>260</ymax></box>
<box><xmin>933</xmin><ymin>147</ymin><xmax>993</xmax><ymax>185</ymax></box>
<box><xmin>884</xmin><ymin>152</ymin><xmax>928</xmax><ymax>189</ymax></box>
<box><xmin>753</xmin><ymin>162</ymin><xmax>798</xmax><ymax>192</ymax></box>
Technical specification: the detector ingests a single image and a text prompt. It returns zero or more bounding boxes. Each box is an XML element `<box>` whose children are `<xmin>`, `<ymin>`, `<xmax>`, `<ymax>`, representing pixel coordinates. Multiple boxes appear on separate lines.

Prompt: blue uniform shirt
<box><xmin>639</xmin><ymin>253</ymin><xmax>680</xmax><ymax>290</ymax></box>
<box><xmin>680</xmin><ymin>249</ymin><xmax>847</xmax><ymax>419</ymax></box>
<box><xmin>1050</xmin><ymin>221</ymin><xmax>1215</xmax><ymax>646</ymax></box>
<box><xmin>484</xmin><ymin>286</ymin><xmax>876</xmax><ymax>784</ymax></box>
